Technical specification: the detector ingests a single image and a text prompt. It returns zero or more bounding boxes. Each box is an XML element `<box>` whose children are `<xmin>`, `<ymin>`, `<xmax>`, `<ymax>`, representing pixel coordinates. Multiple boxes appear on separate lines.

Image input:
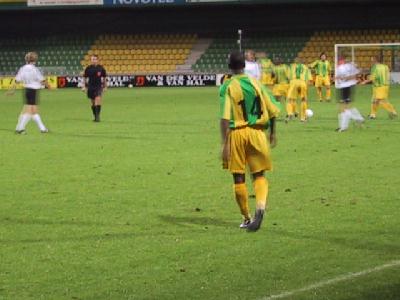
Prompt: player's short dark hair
<box><xmin>91</xmin><ymin>54</ymin><xmax>99</xmax><ymax>58</ymax></box>
<box><xmin>228</xmin><ymin>51</ymin><xmax>245</xmax><ymax>71</ymax></box>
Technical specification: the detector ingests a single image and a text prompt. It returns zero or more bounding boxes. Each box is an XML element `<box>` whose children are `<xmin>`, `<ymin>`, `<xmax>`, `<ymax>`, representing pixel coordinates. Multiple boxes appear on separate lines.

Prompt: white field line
<box><xmin>260</xmin><ymin>260</ymin><xmax>400</xmax><ymax>300</ymax></box>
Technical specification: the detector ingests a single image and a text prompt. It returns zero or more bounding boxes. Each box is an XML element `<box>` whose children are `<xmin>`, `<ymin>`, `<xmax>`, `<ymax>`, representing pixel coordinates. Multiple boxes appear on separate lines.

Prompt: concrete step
<box><xmin>173</xmin><ymin>38</ymin><xmax>213</xmax><ymax>74</ymax></box>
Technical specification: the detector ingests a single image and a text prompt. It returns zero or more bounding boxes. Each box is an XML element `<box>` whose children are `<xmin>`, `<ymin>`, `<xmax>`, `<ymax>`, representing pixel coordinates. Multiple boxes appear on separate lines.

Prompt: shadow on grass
<box><xmin>269</xmin><ymin>227</ymin><xmax>400</xmax><ymax>254</ymax></box>
<box><xmin>0</xmin><ymin>215</ymin><xmax>232</xmax><ymax>245</ymax></box>
<box><xmin>0</xmin><ymin>128</ymin><xmax>15</xmax><ymax>133</ymax></box>
<box><xmin>0</xmin><ymin>216</ymin><xmax>110</xmax><ymax>227</ymax></box>
<box><xmin>354</xmin><ymin>282</ymin><xmax>400</xmax><ymax>300</ymax></box>
<box><xmin>159</xmin><ymin>214</ymin><xmax>237</xmax><ymax>228</ymax></box>
<box><xmin>63</xmin><ymin>118</ymin><xmax>133</xmax><ymax>125</ymax></box>
<box><xmin>56</xmin><ymin>132</ymin><xmax>141</xmax><ymax>141</ymax></box>
<box><xmin>0</xmin><ymin>231</ymin><xmax>140</xmax><ymax>245</ymax></box>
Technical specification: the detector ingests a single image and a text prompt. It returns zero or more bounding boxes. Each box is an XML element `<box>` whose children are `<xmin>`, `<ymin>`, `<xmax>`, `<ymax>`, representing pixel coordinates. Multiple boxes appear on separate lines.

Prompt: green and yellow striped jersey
<box><xmin>219</xmin><ymin>74</ymin><xmax>280</xmax><ymax>129</ymax></box>
<box><xmin>309</xmin><ymin>60</ymin><xmax>331</xmax><ymax>76</ymax></box>
<box><xmin>370</xmin><ymin>63</ymin><xmax>390</xmax><ymax>87</ymax></box>
<box><xmin>260</xmin><ymin>58</ymin><xmax>274</xmax><ymax>74</ymax></box>
<box><xmin>272</xmin><ymin>64</ymin><xmax>290</xmax><ymax>84</ymax></box>
<box><xmin>289</xmin><ymin>63</ymin><xmax>312</xmax><ymax>81</ymax></box>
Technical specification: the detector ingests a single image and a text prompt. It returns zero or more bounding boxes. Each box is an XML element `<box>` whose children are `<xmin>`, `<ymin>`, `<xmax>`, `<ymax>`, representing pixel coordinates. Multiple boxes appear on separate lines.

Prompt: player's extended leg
<box><xmin>293</xmin><ymin>99</ymin><xmax>299</xmax><ymax>117</ymax></box>
<box><xmin>349</xmin><ymin>107</ymin><xmax>365</xmax><ymax>124</ymax></box>
<box><xmin>337</xmin><ymin>103</ymin><xmax>353</xmax><ymax>132</ymax></box>
<box><xmin>317</xmin><ymin>87</ymin><xmax>323</xmax><ymax>102</ymax></box>
<box><xmin>380</xmin><ymin>100</ymin><xmax>398</xmax><ymax>118</ymax></box>
<box><xmin>286</xmin><ymin>99</ymin><xmax>293</xmax><ymax>116</ymax></box>
<box><xmin>325</xmin><ymin>85</ymin><xmax>331</xmax><ymax>102</ymax></box>
<box><xmin>286</xmin><ymin>99</ymin><xmax>294</xmax><ymax>121</ymax></box>
<box><xmin>300</xmin><ymin>98</ymin><xmax>308</xmax><ymax>122</ymax></box>
<box><xmin>247</xmin><ymin>171</ymin><xmax>268</xmax><ymax>232</ymax></box>
<box><xmin>233</xmin><ymin>173</ymin><xmax>251</xmax><ymax>228</ymax></box>
<box><xmin>15</xmin><ymin>105</ymin><xmax>31</xmax><ymax>134</ymax></box>
<box><xmin>337</xmin><ymin>103</ymin><xmax>347</xmax><ymax>131</ymax></box>
<box><xmin>29</xmin><ymin>105</ymin><xmax>48</xmax><ymax>133</ymax></box>
<box><xmin>280</xmin><ymin>95</ymin><xmax>287</xmax><ymax>120</ymax></box>
<box><xmin>286</xmin><ymin>84</ymin><xmax>296</xmax><ymax>120</ymax></box>
<box><xmin>369</xmin><ymin>99</ymin><xmax>379</xmax><ymax>119</ymax></box>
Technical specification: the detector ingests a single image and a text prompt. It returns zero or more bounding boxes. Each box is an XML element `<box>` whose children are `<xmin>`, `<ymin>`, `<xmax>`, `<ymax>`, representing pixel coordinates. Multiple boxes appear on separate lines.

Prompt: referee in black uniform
<box><xmin>83</xmin><ymin>55</ymin><xmax>107</xmax><ymax>122</ymax></box>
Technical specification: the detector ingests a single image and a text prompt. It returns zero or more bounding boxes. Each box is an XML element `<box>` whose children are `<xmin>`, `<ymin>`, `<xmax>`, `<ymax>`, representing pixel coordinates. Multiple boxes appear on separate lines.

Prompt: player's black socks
<box><xmin>91</xmin><ymin>105</ymin><xmax>96</xmax><ymax>116</ymax></box>
<box><xmin>94</xmin><ymin>105</ymin><xmax>101</xmax><ymax>122</ymax></box>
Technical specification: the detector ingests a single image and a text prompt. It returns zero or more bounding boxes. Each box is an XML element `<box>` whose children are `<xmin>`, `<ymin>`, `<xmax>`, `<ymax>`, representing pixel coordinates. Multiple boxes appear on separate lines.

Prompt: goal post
<box><xmin>334</xmin><ymin>43</ymin><xmax>400</xmax><ymax>82</ymax></box>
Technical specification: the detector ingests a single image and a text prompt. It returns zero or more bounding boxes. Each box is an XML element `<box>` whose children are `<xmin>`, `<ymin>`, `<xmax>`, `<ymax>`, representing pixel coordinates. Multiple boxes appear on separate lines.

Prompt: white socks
<box><xmin>16</xmin><ymin>113</ymin><xmax>31</xmax><ymax>131</ymax></box>
<box><xmin>16</xmin><ymin>113</ymin><xmax>47</xmax><ymax>132</ymax></box>
<box><xmin>338</xmin><ymin>108</ymin><xmax>364</xmax><ymax>131</ymax></box>
<box><xmin>339</xmin><ymin>110</ymin><xmax>351</xmax><ymax>130</ymax></box>
<box><xmin>32</xmin><ymin>114</ymin><xmax>47</xmax><ymax>131</ymax></box>
<box><xmin>349</xmin><ymin>108</ymin><xmax>364</xmax><ymax>122</ymax></box>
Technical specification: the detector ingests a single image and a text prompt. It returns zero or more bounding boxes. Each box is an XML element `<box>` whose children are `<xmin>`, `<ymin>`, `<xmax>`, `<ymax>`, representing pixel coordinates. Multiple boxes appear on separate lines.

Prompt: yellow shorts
<box><xmin>315</xmin><ymin>75</ymin><xmax>330</xmax><ymax>88</ymax></box>
<box><xmin>373</xmin><ymin>86</ymin><xmax>389</xmax><ymax>100</ymax></box>
<box><xmin>288</xmin><ymin>79</ymin><xmax>307</xmax><ymax>99</ymax></box>
<box><xmin>261</xmin><ymin>73</ymin><xmax>274</xmax><ymax>85</ymax></box>
<box><xmin>227</xmin><ymin>127</ymin><xmax>272</xmax><ymax>174</ymax></box>
<box><xmin>272</xmin><ymin>83</ymin><xmax>289</xmax><ymax>97</ymax></box>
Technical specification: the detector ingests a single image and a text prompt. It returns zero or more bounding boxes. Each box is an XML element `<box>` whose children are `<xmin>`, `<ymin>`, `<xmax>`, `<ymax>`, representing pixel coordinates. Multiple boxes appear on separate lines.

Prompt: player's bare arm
<box><xmin>42</xmin><ymin>80</ymin><xmax>53</xmax><ymax>90</ymax></box>
<box><xmin>82</xmin><ymin>77</ymin><xmax>88</xmax><ymax>91</ymax></box>
<box><xmin>220</xmin><ymin>119</ymin><xmax>231</xmax><ymax>167</ymax></box>
<box><xmin>6</xmin><ymin>82</ymin><xmax>17</xmax><ymax>96</ymax></box>
<box><xmin>102</xmin><ymin>76</ymin><xmax>107</xmax><ymax>91</ymax></box>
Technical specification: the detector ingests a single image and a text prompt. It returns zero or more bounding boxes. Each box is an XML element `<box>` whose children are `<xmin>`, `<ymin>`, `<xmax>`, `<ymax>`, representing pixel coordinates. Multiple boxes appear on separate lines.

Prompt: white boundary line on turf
<box><xmin>260</xmin><ymin>260</ymin><xmax>400</xmax><ymax>300</ymax></box>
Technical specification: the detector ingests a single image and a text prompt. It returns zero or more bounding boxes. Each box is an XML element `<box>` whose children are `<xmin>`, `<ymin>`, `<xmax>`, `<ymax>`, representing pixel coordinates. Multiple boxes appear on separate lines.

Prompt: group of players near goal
<box><xmin>241</xmin><ymin>49</ymin><xmax>398</xmax><ymax>126</ymax></box>
<box><xmin>6</xmin><ymin>49</ymin><xmax>398</xmax><ymax>232</ymax></box>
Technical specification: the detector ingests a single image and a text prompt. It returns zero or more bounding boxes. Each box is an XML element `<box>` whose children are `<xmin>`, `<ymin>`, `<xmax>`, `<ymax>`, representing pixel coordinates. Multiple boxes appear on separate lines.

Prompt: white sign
<box><xmin>28</xmin><ymin>0</ymin><xmax>103</xmax><ymax>6</ymax></box>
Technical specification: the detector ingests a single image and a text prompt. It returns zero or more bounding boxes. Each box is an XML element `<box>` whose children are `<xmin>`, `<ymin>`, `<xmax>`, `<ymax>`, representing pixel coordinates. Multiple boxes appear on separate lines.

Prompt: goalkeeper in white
<box><xmin>335</xmin><ymin>57</ymin><xmax>364</xmax><ymax>132</ymax></box>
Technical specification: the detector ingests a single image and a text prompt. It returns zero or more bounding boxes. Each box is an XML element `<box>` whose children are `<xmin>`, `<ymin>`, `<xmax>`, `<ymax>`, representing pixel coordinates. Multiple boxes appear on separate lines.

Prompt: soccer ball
<box><xmin>128</xmin><ymin>84</ymin><xmax>133</xmax><ymax>88</ymax></box>
<box><xmin>306</xmin><ymin>109</ymin><xmax>314</xmax><ymax>118</ymax></box>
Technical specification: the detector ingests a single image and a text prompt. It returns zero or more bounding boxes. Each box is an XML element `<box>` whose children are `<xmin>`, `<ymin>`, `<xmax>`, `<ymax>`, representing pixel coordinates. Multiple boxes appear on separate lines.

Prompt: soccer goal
<box><xmin>334</xmin><ymin>43</ymin><xmax>400</xmax><ymax>82</ymax></box>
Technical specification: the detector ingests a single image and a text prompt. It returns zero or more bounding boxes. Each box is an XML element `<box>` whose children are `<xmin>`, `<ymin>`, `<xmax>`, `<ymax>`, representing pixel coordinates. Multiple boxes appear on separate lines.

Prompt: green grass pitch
<box><xmin>0</xmin><ymin>85</ymin><xmax>399</xmax><ymax>300</ymax></box>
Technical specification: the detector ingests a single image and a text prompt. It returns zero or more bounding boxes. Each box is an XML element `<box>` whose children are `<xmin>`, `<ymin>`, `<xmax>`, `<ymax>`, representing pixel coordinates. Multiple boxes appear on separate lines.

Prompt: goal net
<box><xmin>334</xmin><ymin>43</ymin><xmax>400</xmax><ymax>83</ymax></box>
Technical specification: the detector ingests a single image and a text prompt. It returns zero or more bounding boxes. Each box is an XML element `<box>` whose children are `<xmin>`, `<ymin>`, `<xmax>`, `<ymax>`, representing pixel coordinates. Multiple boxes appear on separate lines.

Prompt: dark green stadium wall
<box><xmin>0</xmin><ymin>1</ymin><xmax>399</xmax><ymax>37</ymax></box>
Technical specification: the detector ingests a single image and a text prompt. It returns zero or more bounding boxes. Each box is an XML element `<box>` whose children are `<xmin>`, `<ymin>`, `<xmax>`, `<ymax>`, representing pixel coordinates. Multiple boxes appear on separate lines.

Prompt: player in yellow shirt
<box><xmin>258</xmin><ymin>52</ymin><xmax>274</xmax><ymax>87</ymax></box>
<box><xmin>271</xmin><ymin>56</ymin><xmax>290</xmax><ymax>104</ymax></box>
<box><xmin>287</xmin><ymin>58</ymin><xmax>312</xmax><ymax>122</ymax></box>
<box><xmin>362</xmin><ymin>56</ymin><xmax>397</xmax><ymax>119</ymax></box>
<box><xmin>220</xmin><ymin>51</ymin><xmax>280</xmax><ymax>232</ymax></box>
<box><xmin>309</xmin><ymin>53</ymin><xmax>331</xmax><ymax>102</ymax></box>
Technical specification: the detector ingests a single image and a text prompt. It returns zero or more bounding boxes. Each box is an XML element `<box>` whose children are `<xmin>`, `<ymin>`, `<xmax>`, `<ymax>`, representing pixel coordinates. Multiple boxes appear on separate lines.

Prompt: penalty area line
<box><xmin>260</xmin><ymin>260</ymin><xmax>400</xmax><ymax>300</ymax></box>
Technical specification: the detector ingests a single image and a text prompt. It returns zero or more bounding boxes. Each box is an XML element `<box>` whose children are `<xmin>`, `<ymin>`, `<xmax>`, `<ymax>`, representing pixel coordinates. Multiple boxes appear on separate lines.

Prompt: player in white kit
<box><xmin>244</xmin><ymin>50</ymin><xmax>261</xmax><ymax>80</ymax></box>
<box><xmin>335</xmin><ymin>56</ymin><xmax>364</xmax><ymax>132</ymax></box>
<box><xmin>8</xmin><ymin>52</ymin><xmax>52</xmax><ymax>134</ymax></box>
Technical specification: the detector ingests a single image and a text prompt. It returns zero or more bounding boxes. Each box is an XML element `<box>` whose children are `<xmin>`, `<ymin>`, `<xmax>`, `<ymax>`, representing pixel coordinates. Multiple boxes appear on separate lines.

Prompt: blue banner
<box><xmin>104</xmin><ymin>0</ymin><xmax>185</xmax><ymax>5</ymax></box>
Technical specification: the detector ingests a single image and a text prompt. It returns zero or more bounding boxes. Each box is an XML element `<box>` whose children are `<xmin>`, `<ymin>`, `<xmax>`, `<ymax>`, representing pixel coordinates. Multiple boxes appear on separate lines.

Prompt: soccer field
<box><xmin>0</xmin><ymin>86</ymin><xmax>399</xmax><ymax>300</ymax></box>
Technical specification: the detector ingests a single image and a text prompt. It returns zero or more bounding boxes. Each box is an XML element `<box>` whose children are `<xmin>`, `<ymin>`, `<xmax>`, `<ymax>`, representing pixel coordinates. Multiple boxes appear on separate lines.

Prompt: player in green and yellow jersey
<box><xmin>271</xmin><ymin>57</ymin><xmax>290</xmax><ymax>103</ymax></box>
<box><xmin>362</xmin><ymin>56</ymin><xmax>397</xmax><ymax>119</ymax></box>
<box><xmin>287</xmin><ymin>58</ymin><xmax>312</xmax><ymax>122</ymax></box>
<box><xmin>220</xmin><ymin>51</ymin><xmax>280</xmax><ymax>232</ymax></box>
<box><xmin>309</xmin><ymin>52</ymin><xmax>331</xmax><ymax>102</ymax></box>
<box><xmin>258</xmin><ymin>52</ymin><xmax>274</xmax><ymax>87</ymax></box>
